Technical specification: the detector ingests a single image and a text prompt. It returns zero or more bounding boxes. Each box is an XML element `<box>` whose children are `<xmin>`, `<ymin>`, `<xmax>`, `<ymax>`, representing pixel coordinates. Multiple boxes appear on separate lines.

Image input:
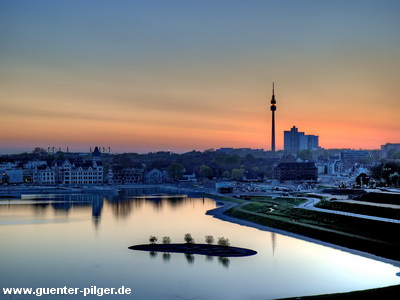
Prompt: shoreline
<box><xmin>128</xmin><ymin>243</ymin><xmax>257</xmax><ymax>257</ymax></box>
<box><xmin>206</xmin><ymin>199</ymin><xmax>400</xmax><ymax>268</ymax></box>
<box><xmin>0</xmin><ymin>184</ymin><xmax>166</xmax><ymax>198</ymax></box>
<box><xmin>277</xmin><ymin>284</ymin><xmax>400</xmax><ymax>300</ymax></box>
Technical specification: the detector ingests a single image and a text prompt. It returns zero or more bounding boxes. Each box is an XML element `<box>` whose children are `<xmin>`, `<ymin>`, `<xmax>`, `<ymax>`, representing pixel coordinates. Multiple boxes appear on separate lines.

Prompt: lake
<box><xmin>0</xmin><ymin>188</ymin><xmax>399</xmax><ymax>299</ymax></box>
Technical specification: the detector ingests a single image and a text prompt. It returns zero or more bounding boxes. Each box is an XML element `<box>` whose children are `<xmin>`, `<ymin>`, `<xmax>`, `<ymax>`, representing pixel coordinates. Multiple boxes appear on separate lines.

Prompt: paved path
<box><xmin>336</xmin><ymin>199</ymin><xmax>400</xmax><ymax>209</ymax></box>
<box><xmin>296</xmin><ymin>198</ymin><xmax>400</xmax><ymax>224</ymax></box>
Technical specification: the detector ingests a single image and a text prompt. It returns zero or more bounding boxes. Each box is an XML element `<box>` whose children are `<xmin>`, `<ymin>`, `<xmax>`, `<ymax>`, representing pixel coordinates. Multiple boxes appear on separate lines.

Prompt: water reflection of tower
<box><xmin>271</xmin><ymin>232</ymin><xmax>277</xmax><ymax>270</ymax></box>
<box><xmin>270</xmin><ymin>83</ymin><xmax>277</xmax><ymax>152</ymax></box>
<box><xmin>92</xmin><ymin>197</ymin><xmax>104</xmax><ymax>228</ymax></box>
<box><xmin>271</xmin><ymin>232</ymin><xmax>276</xmax><ymax>257</ymax></box>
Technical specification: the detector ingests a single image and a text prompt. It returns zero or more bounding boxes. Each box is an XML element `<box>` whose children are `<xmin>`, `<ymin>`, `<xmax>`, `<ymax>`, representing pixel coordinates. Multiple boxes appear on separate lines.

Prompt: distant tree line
<box><xmin>106</xmin><ymin>150</ymin><xmax>276</xmax><ymax>181</ymax></box>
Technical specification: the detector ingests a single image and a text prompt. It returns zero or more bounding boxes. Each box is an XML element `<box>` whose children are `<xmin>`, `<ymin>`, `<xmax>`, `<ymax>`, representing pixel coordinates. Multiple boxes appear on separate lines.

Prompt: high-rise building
<box><xmin>306</xmin><ymin>135</ymin><xmax>319</xmax><ymax>150</ymax></box>
<box><xmin>270</xmin><ymin>83</ymin><xmax>277</xmax><ymax>152</ymax></box>
<box><xmin>284</xmin><ymin>126</ymin><xmax>304</xmax><ymax>151</ymax></box>
<box><xmin>284</xmin><ymin>126</ymin><xmax>319</xmax><ymax>152</ymax></box>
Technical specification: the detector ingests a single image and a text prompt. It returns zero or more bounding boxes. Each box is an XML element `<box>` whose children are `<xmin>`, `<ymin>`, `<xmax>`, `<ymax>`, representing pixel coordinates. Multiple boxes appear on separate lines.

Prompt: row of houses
<box><xmin>2</xmin><ymin>158</ymin><xmax>371</xmax><ymax>185</ymax></box>
<box><xmin>2</xmin><ymin>146</ymin><xmax>376</xmax><ymax>185</ymax></box>
<box><xmin>1</xmin><ymin>161</ymin><xmax>198</xmax><ymax>186</ymax></box>
<box><xmin>2</xmin><ymin>160</ymin><xmax>353</xmax><ymax>185</ymax></box>
<box><xmin>30</xmin><ymin>163</ymin><xmax>170</xmax><ymax>186</ymax></box>
<box><xmin>109</xmin><ymin>167</ymin><xmax>196</xmax><ymax>184</ymax></box>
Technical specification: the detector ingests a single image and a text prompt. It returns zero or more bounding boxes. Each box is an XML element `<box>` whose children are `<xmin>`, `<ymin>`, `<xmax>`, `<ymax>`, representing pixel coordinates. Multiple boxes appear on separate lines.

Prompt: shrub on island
<box><xmin>205</xmin><ymin>235</ymin><xmax>214</xmax><ymax>245</ymax></box>
<box><xmin>149</xmin><ymin>235</ymin><xmax>158</xmax><ymax>244</ymax></box>
<box><xmin>217</xmin><ymin>237</ymin><xmax>230</xmax><ymax>247</ymax></box>
<box><xmin>184</xmin><ymin>233</ymin><xmax>195</xmax><ymax>244</ymax></box>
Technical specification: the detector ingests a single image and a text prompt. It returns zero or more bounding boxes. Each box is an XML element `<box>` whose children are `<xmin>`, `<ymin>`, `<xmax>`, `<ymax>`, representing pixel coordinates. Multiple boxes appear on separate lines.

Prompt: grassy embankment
<box><xmin>212</xmin><ymin>193</ymin><xmax>400</xmax><ymax>262</ymax></box>
<box><xmin>315</xmin><ymin>200</ymin><xmax>400</xmax><ymax>220</ymax></box>
<box><xmin>207</xmin><ymin>192</ymin><xmax>400</xmax><ymax>299</ymax></box>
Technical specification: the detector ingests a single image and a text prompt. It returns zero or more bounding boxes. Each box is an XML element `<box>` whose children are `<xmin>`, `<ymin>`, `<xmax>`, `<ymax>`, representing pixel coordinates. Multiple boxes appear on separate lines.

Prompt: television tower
<box><xmin>270</xmin><ymin>83</ymin><xmax>277</xmax><ymax>152</ymax></box>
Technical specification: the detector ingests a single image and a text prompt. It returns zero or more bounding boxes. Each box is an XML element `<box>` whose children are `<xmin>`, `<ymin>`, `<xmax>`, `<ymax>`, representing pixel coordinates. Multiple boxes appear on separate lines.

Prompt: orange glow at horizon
<box><xmin>1</xmin><ymin>90</ymin><xmax>398</xmax><ymax>153</ymax></box>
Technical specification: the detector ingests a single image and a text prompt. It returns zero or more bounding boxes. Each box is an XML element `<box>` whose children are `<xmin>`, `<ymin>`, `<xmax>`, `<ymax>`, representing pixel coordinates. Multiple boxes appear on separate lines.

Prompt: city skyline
<box><xmin>1</xmin><ymin>1</ymin><xmax>400</xmax><ymax>154</ymax></box>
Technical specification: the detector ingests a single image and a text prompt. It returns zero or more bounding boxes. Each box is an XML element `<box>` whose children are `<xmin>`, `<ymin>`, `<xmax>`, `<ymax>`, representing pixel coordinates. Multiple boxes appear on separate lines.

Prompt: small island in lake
<box><xmin>128</xmin><ymin>243</ymin><xmax>257</xmax><ymax>257</ymax></box>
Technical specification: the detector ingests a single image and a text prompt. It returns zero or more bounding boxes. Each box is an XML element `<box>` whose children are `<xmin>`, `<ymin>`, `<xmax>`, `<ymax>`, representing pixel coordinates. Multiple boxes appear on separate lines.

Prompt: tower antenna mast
<box><xmin>270</xmin><ymin>82</ymin><xmax>277</xmax><ymax>152</ymax></box>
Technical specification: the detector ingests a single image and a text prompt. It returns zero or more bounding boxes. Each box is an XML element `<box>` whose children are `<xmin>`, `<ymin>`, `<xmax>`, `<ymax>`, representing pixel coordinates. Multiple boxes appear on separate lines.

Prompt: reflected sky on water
<box><xmin>0</xmin><ymin>188</ymin><xmax>399</xmax><ymax>299</ymax></box>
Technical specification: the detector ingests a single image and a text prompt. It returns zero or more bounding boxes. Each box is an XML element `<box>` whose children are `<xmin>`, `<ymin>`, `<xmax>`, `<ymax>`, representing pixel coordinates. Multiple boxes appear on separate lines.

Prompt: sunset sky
<box><xmin>1</xmin><ymin>0</ymin><xmax>399</xmax><ymax>154</ymax></box>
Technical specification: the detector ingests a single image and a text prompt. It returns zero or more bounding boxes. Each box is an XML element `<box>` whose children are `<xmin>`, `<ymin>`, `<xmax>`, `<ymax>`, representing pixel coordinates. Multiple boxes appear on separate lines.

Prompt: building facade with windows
<box><xmin>144</xmin><ymin>168</ymin><xmax>166</xmax><ymax>184</ymax></box>
<box><xmin>284</xmin><ymin>126</ymin><xmax>319</xmax><ymax>152</ymax></box>
<box><xmin>109</xmin><ymin>166</ymin><xmax>144</xmax><ymax>184</ymax></box>
<box><xmin>33</xmin><ymin>165</ymin><xmax>56</xmax><ymax>185</ymax></box>
<box><xmin>274</xmin><ymin>162</ymin><xmax>318</xmax><ymax>182</ymax></box>
<box><xmin>381</xmin><ymin>143</ymin><xmax>400</xmax><ymax>158</ymax></box>
<box><xmin>51</xmin><ymin>159</ymin><xmax>103</xmax><ymax>185</ymax></box>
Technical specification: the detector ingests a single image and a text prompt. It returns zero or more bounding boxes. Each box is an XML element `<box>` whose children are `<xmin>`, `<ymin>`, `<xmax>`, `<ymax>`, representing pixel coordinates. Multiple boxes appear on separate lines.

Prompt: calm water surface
<box><xmin>0</xmin><ymin>188</ymin><xmax>399</xmax><ymax>300</ymax></box>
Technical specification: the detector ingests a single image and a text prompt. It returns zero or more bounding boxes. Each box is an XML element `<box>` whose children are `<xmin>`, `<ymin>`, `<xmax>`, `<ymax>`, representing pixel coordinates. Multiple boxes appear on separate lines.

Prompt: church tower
<box><xmin>270</xmin><ymin>83</ymin><xmax>277</xmax><ymax>152</ymax></box>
